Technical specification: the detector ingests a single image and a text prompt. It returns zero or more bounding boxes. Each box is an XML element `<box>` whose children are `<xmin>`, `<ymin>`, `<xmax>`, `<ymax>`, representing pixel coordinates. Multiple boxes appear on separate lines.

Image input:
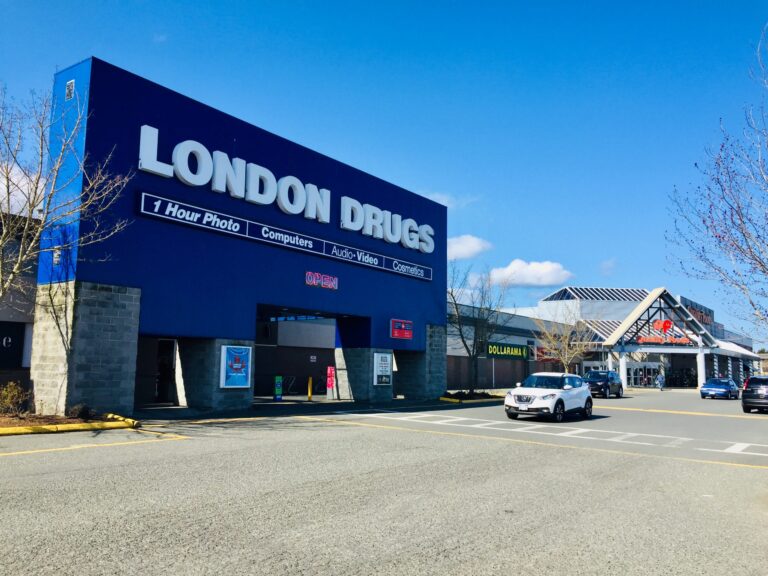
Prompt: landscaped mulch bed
<box><xmin>0</xmin><ymin>415</ymin><xmax>102</xmax><ymax>428</ymax></box>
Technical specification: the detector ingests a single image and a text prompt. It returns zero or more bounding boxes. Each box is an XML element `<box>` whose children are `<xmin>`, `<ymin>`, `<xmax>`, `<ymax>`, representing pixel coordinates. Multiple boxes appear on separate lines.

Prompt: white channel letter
<box><xmin>401</xmin><ymin>218</ymin><xmax>420</xmax><ymax>250</ymax></box>
<box><xmin>304</xmin><ymin>184</ymin><xmax>331</xmax><ymax>223</ymax></box>
<box><xmin>363</xmin><ymin>204</ymin><xmax>384</xmax><ymax>239</ymax></box>
<box><xmin>276</xmin><ymin>175</ymin><xmax>306</xmax><ymax>215</ymax></box>
<box><xmin>138</xmin><ymin>125</ymin><xmax>173</xmax><ymax>177</ymax></box>
<box><xmin>245</xmin><ymin>163</ymin><xmax>277</xmax><ymax>205</ymax></box>
<box><xmin>418</xmin><ymin>224</ymin><xmax>435</xmax><ymax>254</ymax></box>
<box><xmin>172</xmin><ymin>140</ymin><xmax>213</xmax><ymax>187</ymax></box>
<box><xmin>340</xmin><ymin>196</ymin><xmax>364</xmax><ymax>231</ymax></box>
<box><xmin>382</xmin><ymin>211</ymin><xmax>402</xmax><ymax>244</ymax></box>
<box><xmin>212</xmin><ymin>151</ymin><xmax>246</xmax><ymax>198</ymax></box>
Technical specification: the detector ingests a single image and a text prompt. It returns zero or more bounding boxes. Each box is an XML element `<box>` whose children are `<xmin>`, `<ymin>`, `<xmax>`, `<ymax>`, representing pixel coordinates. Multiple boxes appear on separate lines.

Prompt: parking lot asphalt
<box><xmin>2</xmin><ymin>388</ymin><xmax>767</xmax><ymax>576</ymax></box>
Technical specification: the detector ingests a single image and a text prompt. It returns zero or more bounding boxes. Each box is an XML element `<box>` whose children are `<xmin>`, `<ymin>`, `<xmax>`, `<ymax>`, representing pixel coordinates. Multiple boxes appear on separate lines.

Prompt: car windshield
<box><xmin>584</xmin><ymin>371</ymin><xmax>608</xmax><ymax>381</ymax></box>
<box><xmin>705</xmin><ymin>379</ymin><xmax>729</xmax><ymax>386</ymax></box>
<box><xmin>522</xmin><ymin>375</ymin><xmax>565</xmax><ymax>389</ymax></box>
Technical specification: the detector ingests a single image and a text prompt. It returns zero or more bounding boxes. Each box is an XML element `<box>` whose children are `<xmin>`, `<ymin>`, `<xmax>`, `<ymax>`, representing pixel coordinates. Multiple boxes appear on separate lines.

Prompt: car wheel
<box><xmin>603</xmin><ymin>386</ymin><xmax>610</xmax><ymax>399</ymax></box>
<box><xmin>582</xmin><ymin>398</ymin><xmax>593</xmax><ymax>420</ymax></box>
<box><xmin>551</xmin><ymin>401</ymin><xmax>565</xmax><ymax>423</ymax></box>
<box><xmin>700</xmin><ymin>394</ymin><xmax>705</xmax><ymax>399</ymax></box>
<box><xmin>506</xmin><ymin>411</ymin><xmax>518</xmax><ymax>420</ymax></box>
<box><xmin>743</xmin><ymin>406</ymin><xmax>751</xmax><ymax>413</ymax></box>
<box><xmin>616</xmin><ymin>386</ymin><xmax>623</xmax><ymax>399</ymax></box>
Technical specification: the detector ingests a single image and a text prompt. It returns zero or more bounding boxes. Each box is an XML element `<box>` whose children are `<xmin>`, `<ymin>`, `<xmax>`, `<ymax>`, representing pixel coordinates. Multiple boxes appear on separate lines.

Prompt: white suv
<box><xmin>504</xmin><ymin>372</ymin><xmax>593</xmax><ymax>423</ymax></box>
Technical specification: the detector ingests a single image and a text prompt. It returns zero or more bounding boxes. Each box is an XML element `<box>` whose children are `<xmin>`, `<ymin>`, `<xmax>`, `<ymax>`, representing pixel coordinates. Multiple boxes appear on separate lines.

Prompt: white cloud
<box><xmin>600</xmin><ymin>257</ymin><xmax>617</xmax><ymax>276</ymax></box>
<box><xmin>447</xmin><ymin>235</ymin><xmax>492</xmax><ymax>261</ymax></box>
<box><xmin>490</xmin><ymin>259</ymin><xmax>573</xmax><ymax>287</ymax></box>
<box><xmin>419</xmin><ymin>191</ymin><xmax>478</xmax><ymax>210</ymax></box>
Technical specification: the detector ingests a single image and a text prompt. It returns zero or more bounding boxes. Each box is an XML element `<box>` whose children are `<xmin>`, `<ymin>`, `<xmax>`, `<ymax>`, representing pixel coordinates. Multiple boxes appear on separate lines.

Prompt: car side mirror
<box><xmin>563</xmin><ymin>384</ymin><xmax>573</xmax><ymax>390</ymax></box>
<box><xmin>515</xmin><ymin>382</ymin><xmax>522</xmax><ymax>388</ymax></box>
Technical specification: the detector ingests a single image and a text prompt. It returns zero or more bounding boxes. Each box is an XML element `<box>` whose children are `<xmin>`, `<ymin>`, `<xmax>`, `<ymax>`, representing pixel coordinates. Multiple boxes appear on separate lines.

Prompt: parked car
<box><xmin>504</xmin><ymin>372</ymin><xmax>593</xmax><ymax>423</ymax></box>
<box><xmin>700</xmin><ymin>378</ymin><xmax>740</xmax><ymax>399</ymax></box>
<box><xmin>742</xmin><ymin>376</ymin><xmax>768</xmax><ymax>413</ymax></box>
<box><xmin>584</xmin><ymin>370</ymin><xmax>624</xmax><ymax>398</ymax></box>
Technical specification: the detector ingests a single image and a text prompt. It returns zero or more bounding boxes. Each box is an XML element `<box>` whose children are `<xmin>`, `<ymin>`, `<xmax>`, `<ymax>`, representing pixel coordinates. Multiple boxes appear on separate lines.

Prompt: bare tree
<box><xmin>447</xmin><ymin>263</ymin><xmax>510</xmax><ymax>394</ymax></box>
<box><xmin>0</xmin><ymin>89</ymin><xmax>130</xmax><ymax>345</ymax></box>
<box><xmin>532</xmin><ymin>308</ymin><xmax>597</xmax><ymax>373</ymax></box>
<box><xmin>671</xmin><ymin>29</ymin><xmax>768</xmax><ymax>332</ymax></box>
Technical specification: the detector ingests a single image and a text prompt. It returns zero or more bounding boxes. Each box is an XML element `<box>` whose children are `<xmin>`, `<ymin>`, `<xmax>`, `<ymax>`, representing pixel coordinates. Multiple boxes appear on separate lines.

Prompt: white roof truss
<box><xmin>603</xmin><ymin>287</ymin><xmax>717</xmax><ymax>348</ymax></box>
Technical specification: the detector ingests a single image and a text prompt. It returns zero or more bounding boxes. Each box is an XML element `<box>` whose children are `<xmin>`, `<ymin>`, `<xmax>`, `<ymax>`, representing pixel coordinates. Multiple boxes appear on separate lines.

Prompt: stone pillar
<box><xmin>394</xmin><ymin>325</ymin><xmax>447</xmax><ymax>400</ymax></box>
<box><xmin>31</xmin><ymin>281</ymin><xmax>141</xmax><ymax>416</ymax></box>
<box><xmin>727</xmin><ymin>356</ymin><xmax>733</xmax><ymax>379</ymax></box>
<box><xmin>696</xmin><ymin>349</ymin><xmax>707</xmax><ymax>388</ymax></box>
<box><xmin>619</xmin><ymin>352</ymin><xmax>627</xmax><ymax>388</ymax></box>
<box><xmin>607</xmin><ymin>352</ymin><xmax>614</xmax><ymax>371</ymax></box>
<box><xmin>333</xmin><ymin>348</ymin><xmax>394</xmax><ymax>403</ymax></box>
<box><xmin>177</xmin><ymin>338</ymin><xmax>255</xmax><ymax>411</ymax></box>
<box><xmin>713</xmin><ymin>354</ymin><xmax>719</xmax><ymax>377</ymax></box>
<box><xmin>739</xmin><ymin>359</ymin><xmax>744</xmax><ymax>384</ymax></box>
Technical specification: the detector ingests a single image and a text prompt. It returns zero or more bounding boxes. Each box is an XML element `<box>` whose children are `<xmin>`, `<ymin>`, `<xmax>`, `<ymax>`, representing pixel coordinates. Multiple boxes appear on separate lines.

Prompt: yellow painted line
<box><xmin>296</xmin><ymin>415</ymin><xmax>768</xmax><ymax>471</ymax></box>
<box><xmin>593</xmin><ymin>405</ymin><xmax>762</xmax><ymax>420</ymax></box>
<box><xmin>0</xmin><ymin>432</ymin><xmax>188</xmax><ymax>458</ymax></box>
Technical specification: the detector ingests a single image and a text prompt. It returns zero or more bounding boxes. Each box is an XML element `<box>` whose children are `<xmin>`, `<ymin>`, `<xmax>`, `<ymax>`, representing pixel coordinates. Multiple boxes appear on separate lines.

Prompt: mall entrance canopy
<box><xmin>587</xmin><ymin>288</ymin><xmax>759</xmax><ymax>387</ymax></box>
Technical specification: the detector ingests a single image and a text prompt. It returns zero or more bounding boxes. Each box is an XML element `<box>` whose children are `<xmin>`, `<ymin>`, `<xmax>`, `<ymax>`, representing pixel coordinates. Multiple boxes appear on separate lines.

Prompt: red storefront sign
<box><xmin>390</xmin><ymin>319</ymin><xmax>413</xmax><ymax>339</ymax></box>
<box><xmin>326</xmin><ymin>366</ymin><xmax>336</xmax><ymax>389</ymax></box>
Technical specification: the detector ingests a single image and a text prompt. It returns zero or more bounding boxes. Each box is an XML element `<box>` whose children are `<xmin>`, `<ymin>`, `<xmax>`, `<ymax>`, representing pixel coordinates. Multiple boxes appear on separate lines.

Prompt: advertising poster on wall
<box><xmin>220</xmin><ymin>346</ymin><xmax>252</xmax><ymax>389</ymax></box>
<box><xmin>373</xmin><ymin>352</ymin><xmax>393</xmax><ymax>386</ymax></box>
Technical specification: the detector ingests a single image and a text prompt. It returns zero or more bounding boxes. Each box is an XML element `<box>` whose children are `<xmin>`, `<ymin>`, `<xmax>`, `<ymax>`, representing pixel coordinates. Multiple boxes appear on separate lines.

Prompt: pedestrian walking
<box><xmin>655</xmin><ymin>372</ymin><xmax>665</xmax><ymax>391</ymax></box>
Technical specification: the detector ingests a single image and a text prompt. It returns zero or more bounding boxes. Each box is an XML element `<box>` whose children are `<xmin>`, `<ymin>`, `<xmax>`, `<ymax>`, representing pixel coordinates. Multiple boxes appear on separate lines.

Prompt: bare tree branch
<box><xmin>447</xmin><ymin>262</ymin><xmax>512</xmax><ymax>393</ymax></box>
<box><xmin>670</xmin><ymin>30</ymin><xmax>768</xmax><ymax>333</ymax></box>
<box><xmin>0</xmin><ymin>87</ymin><xmax>131</xmax><ymax>343</ymax></box>
<box><xmin>532</xmin><ymin>308</ymin><xmax>597</xmax><ymax>372</ymax></box>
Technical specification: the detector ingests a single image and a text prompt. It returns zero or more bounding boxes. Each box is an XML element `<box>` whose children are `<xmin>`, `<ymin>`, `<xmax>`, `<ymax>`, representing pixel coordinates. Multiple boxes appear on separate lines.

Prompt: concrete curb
<box><xmin>0</xmin><ymin>413</ymin><xmax>141</xmax><ymax>437</ymax></box>
<box><xmin>103</xmin><ymin>413</ymin><xmax>142</xmax><ymax>428</ymax></box>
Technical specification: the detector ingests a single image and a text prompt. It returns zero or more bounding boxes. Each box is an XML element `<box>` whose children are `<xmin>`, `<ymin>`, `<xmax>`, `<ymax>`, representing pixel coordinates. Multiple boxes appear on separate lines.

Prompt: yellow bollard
<box><xmin>308</xmin><ymin>376</ymin><xmax>313</xmax><ymax>402</ymax></box>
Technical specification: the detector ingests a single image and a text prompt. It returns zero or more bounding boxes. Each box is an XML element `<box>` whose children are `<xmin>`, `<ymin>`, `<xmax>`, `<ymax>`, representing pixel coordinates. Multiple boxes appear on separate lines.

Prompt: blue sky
<box><xmin>2</xmin><ymin>1</ymin><xmax>768</xmax><ymax>333</ymax></box>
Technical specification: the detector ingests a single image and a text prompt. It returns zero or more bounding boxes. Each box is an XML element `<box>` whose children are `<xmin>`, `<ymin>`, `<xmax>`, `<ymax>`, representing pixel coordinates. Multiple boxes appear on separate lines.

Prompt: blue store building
<box><xmin>31</xmin><ymin>58</ymin><xmax>447</xmax><ymax>415</ymax></box>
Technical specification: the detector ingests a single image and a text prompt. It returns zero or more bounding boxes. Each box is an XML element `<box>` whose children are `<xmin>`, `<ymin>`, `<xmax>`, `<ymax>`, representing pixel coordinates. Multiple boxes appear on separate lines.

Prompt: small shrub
<box><xmin>0</xmin><ymin>382</ymin><xmax>31</xmax><ymax>417</ymax></box>
<box><xmin>66</xmin><ymin>403</ymin><xmax>95</xmax><ymax>420</ymax></box>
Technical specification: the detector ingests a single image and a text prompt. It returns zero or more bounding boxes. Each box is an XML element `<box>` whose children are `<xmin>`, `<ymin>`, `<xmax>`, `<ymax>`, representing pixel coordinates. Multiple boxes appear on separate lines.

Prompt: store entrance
<box><xmin>134</xmin><ymin>336</ymin><xmax>182</xmax><ymax>406</ymax></box>
<box><xmin>253</xmin><ymin>304</ymin><xmax>369</xmax><ymax>401</ymax></box>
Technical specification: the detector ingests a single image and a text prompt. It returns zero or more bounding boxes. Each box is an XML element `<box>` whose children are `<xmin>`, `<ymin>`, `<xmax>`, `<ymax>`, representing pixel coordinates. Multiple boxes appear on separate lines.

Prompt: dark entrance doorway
<box><xmin>134</xmin><ymin>336</ymin><xmax>181</xmax><ymax>406</ymax></box>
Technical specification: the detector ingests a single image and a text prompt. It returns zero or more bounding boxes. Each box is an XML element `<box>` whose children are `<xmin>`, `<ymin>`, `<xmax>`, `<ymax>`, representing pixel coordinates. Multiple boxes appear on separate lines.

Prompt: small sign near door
<box><xmin>374</xmin><ymin>353</ymin><xmax>393</xmax><ymax>386</ymax></box>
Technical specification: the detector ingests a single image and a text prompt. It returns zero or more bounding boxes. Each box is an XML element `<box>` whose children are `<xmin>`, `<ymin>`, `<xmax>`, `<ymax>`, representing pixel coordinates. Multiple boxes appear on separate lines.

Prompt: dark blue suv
<box><xmin>584</xmin><ymin>370</ymin><xmax>623</xmax><ymax>399</ymax></box>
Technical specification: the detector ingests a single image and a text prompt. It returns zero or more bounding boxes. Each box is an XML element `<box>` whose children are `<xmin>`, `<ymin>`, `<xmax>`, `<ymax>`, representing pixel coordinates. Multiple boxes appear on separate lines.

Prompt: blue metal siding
<box><xmin>63</xmin><ymin>58</ymin><xmax>446</xmax><ymax>349</ymax></box>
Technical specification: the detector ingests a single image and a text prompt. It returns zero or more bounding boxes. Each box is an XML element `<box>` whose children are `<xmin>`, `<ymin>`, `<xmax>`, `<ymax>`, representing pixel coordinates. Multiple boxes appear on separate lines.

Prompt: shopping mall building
<box><xmin>516</xmin><ymin>286</ymin><xmax>759</xmax><ymax>388</ymax></box>
<box><xmin>2</xmin><ymin>59</ymin><xmax>760</xmax><ymax>414</ymax></box>
<box><xmin>25</xmin><ymin>57</ymin><xmax>447</xmax><ymax>415</ymax></box>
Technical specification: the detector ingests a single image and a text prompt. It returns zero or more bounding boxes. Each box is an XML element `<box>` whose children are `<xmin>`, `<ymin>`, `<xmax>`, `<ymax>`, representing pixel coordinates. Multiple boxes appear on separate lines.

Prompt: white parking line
<box><xmin>338</xmin><ymin>409</ymin><xmax>764</xmax><ymax>458</ymax></box>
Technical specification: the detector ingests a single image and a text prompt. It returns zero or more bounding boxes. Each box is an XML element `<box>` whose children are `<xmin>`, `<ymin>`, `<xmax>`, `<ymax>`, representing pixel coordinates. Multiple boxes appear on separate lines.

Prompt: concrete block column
<box><xmin>177</xmin><ymin>338</ymin><xmax>255</xmax><ymax>411</ymax></box>
<box><xmin>31</xmin><ymin>281</ymin><xmax>141</xmax><ymax>416</ymax></box>
<box><xmin>333</xmin><ymin>348</ymin><xmax>394</xmax><ymax>402</ymax></box>
<box><xmin>394</xmin><ymin>324</ymin><xmax>447</xmax><ymax>400</ymax></box>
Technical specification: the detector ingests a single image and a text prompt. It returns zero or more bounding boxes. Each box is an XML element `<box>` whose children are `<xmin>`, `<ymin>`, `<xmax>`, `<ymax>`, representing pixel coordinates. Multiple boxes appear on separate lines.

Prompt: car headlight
<box><xmin>542</xmin><ymin>394</ymin><xmax>556</xmax><ymax>400</ymax></box>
